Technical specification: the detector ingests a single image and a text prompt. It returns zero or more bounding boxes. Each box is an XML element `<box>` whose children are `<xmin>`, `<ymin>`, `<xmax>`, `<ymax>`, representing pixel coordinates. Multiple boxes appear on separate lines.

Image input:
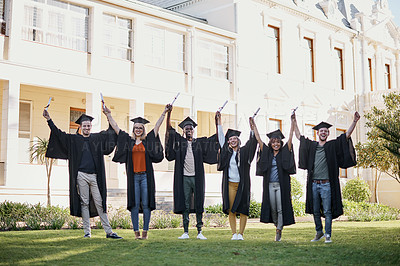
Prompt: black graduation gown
<box><xmin>165</xmin><ymin>127</ymin><xmax>218</xmax><ymax>214</ymax></box>
<box><xmin>256</xmin><ymin>143</ymin><xmax>296</xmax><ymax>225</ymax></box>
<box><xmin>112</xmin><ymin>130</ymin><xmax>164</xmax><ymax>212</ymax></box>
<box><xmin>217</xmin><ymin>134</ymin><xmax>257</xmax><ymax>216</ymax></box>
<box><xmin>298</xmin><ymin>133</ymin><xmax>357</xmax><ymax>219</ymax></box>
<box><xmin>45</xmin><ymin>119</ymin><xmax>117</xmax><ymax>217</ymax></box>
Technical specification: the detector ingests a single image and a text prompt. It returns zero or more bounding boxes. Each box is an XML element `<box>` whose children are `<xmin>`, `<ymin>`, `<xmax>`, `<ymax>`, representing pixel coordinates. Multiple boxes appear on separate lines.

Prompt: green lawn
<box><xmin>1</xmin><ymin>221</ymin><xmax>399</xmax><ymax>265</ymax></box>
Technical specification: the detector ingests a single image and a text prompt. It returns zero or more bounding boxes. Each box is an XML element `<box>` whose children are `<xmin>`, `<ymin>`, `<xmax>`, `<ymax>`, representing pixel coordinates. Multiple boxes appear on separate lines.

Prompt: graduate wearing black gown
<box><xmin>165</xmin><ymin>107</ymin><xmax>219</xmax><ymax>240</ymax></box>
<box><xmin>252</xmin><ymin>116</ymin><xmax>296</xmax><ymax>242</ymax></box>
<box><xmin>44</xmin><ymin>108</ymin><xmax>122</xmax><ymax>239</ymax></box>
<box><xmin>293</xmin><ymin>112</ymin><xmax>359</xmax><ymax>243</ymax></box>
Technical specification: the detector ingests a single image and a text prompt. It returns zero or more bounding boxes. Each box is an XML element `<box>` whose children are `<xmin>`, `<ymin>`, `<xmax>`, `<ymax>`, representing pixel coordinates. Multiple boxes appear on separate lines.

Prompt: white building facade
<box><xmin>0</xmin><ymin>0</ymin><xmax>399</xmax><ymax>208</ymax></box>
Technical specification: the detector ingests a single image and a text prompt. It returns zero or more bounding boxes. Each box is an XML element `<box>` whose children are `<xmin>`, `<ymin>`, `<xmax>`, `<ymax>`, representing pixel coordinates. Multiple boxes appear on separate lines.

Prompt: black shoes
<box><xmin>106</xmin><ymin>232</ymin><xmax>123</xmax><ymax>239</ymax></box>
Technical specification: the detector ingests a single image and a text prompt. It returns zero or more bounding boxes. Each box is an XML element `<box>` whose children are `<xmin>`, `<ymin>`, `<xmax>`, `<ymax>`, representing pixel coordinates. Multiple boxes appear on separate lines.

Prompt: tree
<box><xmin>356</xmin><ymin>92</ymin><xmax>400</xmax><ymax>201</ymax></box>
<box><xmin>29</xmin><ymin>137</ymin><xmax>55</xmax><ymax>206</ymax></box>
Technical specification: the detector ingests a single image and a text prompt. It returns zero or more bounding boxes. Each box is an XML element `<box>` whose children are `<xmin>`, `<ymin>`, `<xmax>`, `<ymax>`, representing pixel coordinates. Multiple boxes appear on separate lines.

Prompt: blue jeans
<box><xmin>312</xmin><ymin>182</ymin><xmax>332</xmax><ymax>236</ymax></box>
<box><xmin>131</xmin><ymin>173</ymin><xmax>151</xmax><ymax>231</ymax></box>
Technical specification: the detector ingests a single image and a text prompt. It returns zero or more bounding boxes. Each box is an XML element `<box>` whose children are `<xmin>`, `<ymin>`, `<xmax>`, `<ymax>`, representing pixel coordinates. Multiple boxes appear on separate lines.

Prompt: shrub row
<box><xmin>343</xmin><ymin>200</ymin><xmax>400</xmax><ymax>222</ymax></box>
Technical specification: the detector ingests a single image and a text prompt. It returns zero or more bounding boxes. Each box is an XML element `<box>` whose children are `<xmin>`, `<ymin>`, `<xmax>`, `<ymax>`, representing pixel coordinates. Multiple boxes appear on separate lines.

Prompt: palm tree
<box><xmin>29</xmin><ymin>137</ymin><xmax>56</xmax><ymax>206</ymax></box>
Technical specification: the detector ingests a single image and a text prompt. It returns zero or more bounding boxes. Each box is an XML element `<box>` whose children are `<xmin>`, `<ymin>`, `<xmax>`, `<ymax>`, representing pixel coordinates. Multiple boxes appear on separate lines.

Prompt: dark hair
<box><xmin>268</xmin><ymin>138</ymin><xmax>283</xmax><ymax>150</ymax></box>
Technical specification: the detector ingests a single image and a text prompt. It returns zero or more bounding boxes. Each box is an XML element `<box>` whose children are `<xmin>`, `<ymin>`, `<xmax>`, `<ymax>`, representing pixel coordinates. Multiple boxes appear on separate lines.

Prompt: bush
<box><xmin>24</xmin><ymin>203</ymin><xmax>46</xmax><ymax>230</ymax></box>
<box><xmin>150</xmin><ymin>210</ymin><xmax>181</xmax><ymax>229</ymax></box>
<box><xmin>0</xmin><ymin>201</ymin><xmax>30</xmax><ymax>230</ymax></box>
<box><xmin>108</xmin><ymin>206</ymin><xmax>132</xmax><ymax>229</ymax></box>
<box><xmin>343</xmin><ymin>200</ymin><xmax>399</xmax><ymax>221</ymax></box>
<box><xmin>291</xmin><ymin>176</ymin><xmax>303</xmax><ymax>201</ymax></box>
<box><xmin>249</xmin><ymin>199</ymin><xmax>261</xmax><ymax>218</ymax></box>
<box><xmin>342</xmin><ymin>177</ymin><xmax>371</xmax><ymax>202</ymax></box>
<box><xmin>46</xmin><ymin>206</ymin><xmax>69</xmax><ymax>229</ymax></box>
<box><xmin>205</xmin><ymin>203</ymin><xmax>223</xmax><ymax>214</ymax></box>
<box><xmin>292</xmin><ymin>199</ymin><xmax>306</xmax><ymax>217</ymax></box>
<box><xmin>67</xmin><ymin>216</ymin><xmax>81</xmax><ymax>229</ymax></box>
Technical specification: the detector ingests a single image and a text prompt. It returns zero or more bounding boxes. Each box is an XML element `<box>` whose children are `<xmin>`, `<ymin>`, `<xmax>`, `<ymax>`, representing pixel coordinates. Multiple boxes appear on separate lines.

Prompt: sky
<box><xmin>388</xmin><ymin>0</ymin><xmax>400</xmax><ymax>27</ymax></box>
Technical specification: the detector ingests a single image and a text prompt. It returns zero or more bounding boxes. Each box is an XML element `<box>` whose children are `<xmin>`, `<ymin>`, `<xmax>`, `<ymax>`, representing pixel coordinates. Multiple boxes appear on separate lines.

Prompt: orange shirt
<box><xmin>132</xmin><ymin>142</ymin><xmax>146</xmax><ymax>173</ymax></box>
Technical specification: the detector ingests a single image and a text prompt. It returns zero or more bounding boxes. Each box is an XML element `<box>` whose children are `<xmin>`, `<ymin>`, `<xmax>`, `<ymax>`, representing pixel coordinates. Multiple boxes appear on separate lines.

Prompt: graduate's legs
<box><xmin>238</xmin><ymin>214</ymin><xmax>248</xmax><ymax>235</ymax></box>
<box><xmin>77</xmin><ymin>171</ymin><xmax>91</xmax><ymax>236</ymax></box>
<box><xmin>131</xmin><ymin>174</ymin><xmax>141</xmax><ymax>232</ymax></box>
<box><xmin>183</xmin><ymin>176</ymin><xmax>195</xmax><ymax>233</ymax></box>
<box><xmin>139</xmin><ymin>173</ymin><xmax>151</xmax><ymax>232</ymax></box>
<box><xmin>312</xmin><ymin>182</ymin><xmax>323</xmax><ymax>234</ymax></box>
<box><xmin>228</xmin><ymin>182</ymin><xmax>239</xmax><ymax>234</ymax></box>
<box><xmin>87</xmin><ymin>173</ymin><xmax>113</xmax><ymax>235</ymax></box>
<box><xmin>320</xmin><ymin>183</ymin><xmax>332</xmax><ymax>236</ymax></box>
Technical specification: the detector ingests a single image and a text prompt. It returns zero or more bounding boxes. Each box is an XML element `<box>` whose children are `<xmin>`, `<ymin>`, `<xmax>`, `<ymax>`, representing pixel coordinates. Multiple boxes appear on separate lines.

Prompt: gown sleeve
<box><xmin>256</xmin><ymin>143</ymin><xmax>269</xmax><ymax>176</ymax></box>
<box><xmin>298</xmin><ymin>135</ymin><xmax>313</xmax><ymax>170</ymax></box>
<box><xmin>112</xmin><ymin>130</ymin><xmax>131</xmax><ymax>164</ymax></box>
<box><xmin>335</xmin><ymin>133</ymin><xmax>357</xmax><ymax>169</ymax></box>
<box><xmin>281</xmin><ymin>143</ymin><xmax>296</xmax><ymax>175</ymax></box>
<box><xmin>202</xmin><ymin>134</ymin><xmax>219</xmax><ymax>165</ymax></box>
<box><xmin>45</xmin><ymin>119</ymin><xmax>71</xmax><ymax>159</ymax></box>
<box><xmin>165</xmin><ymin>127</ymin><xmax>179</xmax><ymax>161</ymax></box>
<box><xmin>99</xmin><ymin>124</ymin><xmax>118</xmax><ymax>155</ymax></box>
<box><xmin>146</xmin><ymin>129</ymin><xmax>164</xmax><ymax>163</ymax></box>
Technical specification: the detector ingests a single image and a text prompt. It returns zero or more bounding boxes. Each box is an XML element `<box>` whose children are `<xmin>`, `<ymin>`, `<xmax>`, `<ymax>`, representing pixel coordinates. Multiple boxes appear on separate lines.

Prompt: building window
<box><xmin>334</xmin><ymin>48</ymin><xmax>344</xmax><ymax>90</ymax></box>
<box><xmin>336</xmin><ymin>128</ymin><xmax>347</xmax><ymax>177</ymax></box>
<box><xmin>69</xmin><ymin>107</ymin><xmax>85</xmax><ymax>133</ymax></box>
<box><xmin>305</xmin><ymin>123</ymin><xmax>316</xmax><ymax>140</ymax></box>
<box><xmin>0</xmin><ymin>0</ymin><xmax>6</xmax><ymax>35</ymax></box>
<box><xmin>22</xmin><ymin>0</ymin><xmax>89</xmax><ymax>52</ymax></box>
<box><xmin>267</xmin><ymin>25</ymin><xmax>280</xmax><ymax>74</ymax></box>
<box><xmin>198</xmin><ymin>40</ymin><xmax>229</xmax><ymax>80</ymax></box>
<box><xmin>103</xmin><ymin>14</ymin><xmax>133</xmax><ymax>60</ymax></box>
<box><xmin>384</xmin><ymin>64</ymin><xmax>391</xmax><ymax>90</ymax></box>
<box><xmin>145</xmin><ymin>26</ymin><xmax>185</xmax><ymax>71</ymax></box>
<box><xmin>268</xmin><ymin>118</ymin><xmax>282</xmax><ymax>131</ymax></box>
<box><xmin>304</xmin><ymin>37</ymin><xmax>315</xmax><ymax>82</ymax></box>
<box><xmin>368</xmin><ymin>58</ymin><xmax>373</xmax><ymax>91</ymax></box>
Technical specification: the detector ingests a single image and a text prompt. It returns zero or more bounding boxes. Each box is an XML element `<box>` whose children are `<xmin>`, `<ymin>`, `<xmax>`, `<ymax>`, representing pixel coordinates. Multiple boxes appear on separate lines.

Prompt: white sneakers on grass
<box><xmin>178</xmin><ymin>232</ymin><xmax>189</xmax><ymax>239</ymax></box>
<box><xmin>237</xmin><ymin>234</ymin><xmax>244</xmax><ymax>240</ymax></box>
<box><xmin>231</xmin><ymin>233</ymin><xmax>238</xmax><ymax>240</ymax></box>
<box><xmin>178</xmin><ymin>231</ymin><xmax>207</xmax><ymax>240</ymax></box>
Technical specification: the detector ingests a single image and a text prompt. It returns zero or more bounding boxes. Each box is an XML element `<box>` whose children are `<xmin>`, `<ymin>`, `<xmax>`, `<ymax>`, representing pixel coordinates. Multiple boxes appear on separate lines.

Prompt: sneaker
<box><xmin>84</xmin><ymin>233</ymin><xmax>91</xmax><ymax>238</ymax></box>
<box><xmin>231</xmin><ymin>233</ymin><xmax>238</xmax><ymax>240</ymax></box>
<box><xmin>275</xmin><ymin>229</ymin><xmax>282</xmax><ymax>242</ymax></box>
<box><xmin>178</xmin><ymin>232</ymin><xmax>189</xmax><ymax>239</ymax></box>
<box><xmin>325</xmin><ymin>234</ymin><xmax>332</xmax><ymax>243</ymax></box>
<box><xmin>106</xmin><ymin>232</ymin><xmax>123</xmax><ymax>239</ymax></box>
<box><xmin>197</xmin><ymin>231</ymin><xmax>207</xmax><ymax>240</ymax></box>
<box><xmin>237</xmin><ymin>234</ymin><xmax>244</xmax><ymax>240</ymax></box>
<box><xmin>311</xmin><ymin>232</ymin><xmax>325</xmax><ymax>242</ymax></box>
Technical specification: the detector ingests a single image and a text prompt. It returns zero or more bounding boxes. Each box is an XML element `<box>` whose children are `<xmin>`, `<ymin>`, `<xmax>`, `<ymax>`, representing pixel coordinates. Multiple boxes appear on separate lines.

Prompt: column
<box><xmin>395</xmin><ymin>52</ymin><xmax>400</xmax><ymax>90</ymax></box>
<box><xmin>6</xmin><ymin>0</ymin><xmax>23</xmax><ymax>61</ymax></box>
<box><xmin>85</xmin><ymin>92</ymin><xmax>101</xmax><ymax>132</ymax></box>
<box><xmin>88</xmin><ymin>5</ymin><xmax>104</xmax><ymax>76</ymax></box>
<box><xmin>1</xmin><ymin>79</ymin><xmax>20</xmax><ymax>185</ymax></box>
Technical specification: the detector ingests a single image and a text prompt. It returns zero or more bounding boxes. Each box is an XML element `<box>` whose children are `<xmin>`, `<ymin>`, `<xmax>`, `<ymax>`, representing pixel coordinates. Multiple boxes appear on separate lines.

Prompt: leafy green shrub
<box><xmin>342</xmin><ymin>177</ymin><xmax>371</xmax><ymax>202</ymax></box>
<box><xmin>109</xmin><ymin>206</ymin><xmax>131</xmax><ymax>229</ymax></box>
<box><xmin>45</xmin><ymin>206</ymin><xmax>69</xmax><ymax>229</ymax></box>
<box><xmin>291</xmin><ymin>176</ymin><xmax>303</xmax><ymax>201</ymax></box>
<box><xmin>150</xmin><ymin>210</ymin><xmax>181</xmax><ymax>229</ymax></box>
<box><xmin>24</xmin><ymin>203</ymin><xmax>46</xmax><ymax>230</ymax></box>
<box><xmin>205</xmin><ymin>203</ymin><xmax>223</xmax><ymax>214</ymax></box>
<box><xmin>67</xmin><ymin>216</ymin><xmax>81</xmax><ymax>229</ymax></box>
<box><xmin>206</xmin><ymin>214</ymin><xmax>229</xmax><ymax>227</ymax></box>
<box><xmin>343</xmin><ymin>200</ymin><xmax>399</xmax><ymax>221</ymax></box>
<box><xmin>0</xmin><ymin>201</ymin><xmax>30</xmax><ymax>230</ymax></box>
<box><xmin>292</xmin><ymin>199</ymin><xmax>306</xmax><ymax>217</ymax></box>
<box><xmin>249</xmin><ymin>199</ymin><xmax>261</xmax><ymax>218</ymax></box>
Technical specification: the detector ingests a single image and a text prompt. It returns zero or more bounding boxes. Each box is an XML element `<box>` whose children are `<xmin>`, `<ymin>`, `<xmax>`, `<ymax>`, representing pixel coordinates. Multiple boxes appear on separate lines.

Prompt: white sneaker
<box><xmin>237</xmin><ymin>234</ymin><xmax>244</xmax><ymax>240</ymax></box>
<box><xmin>178</xmin><ymin>232</ymin><xmax>189</xmax><ymax>239</ymax></box>
<box><xmin>231</xmin><ymin>233</ymin><xmax>238</xmax><ymax>240</ymax></box>
<box><xmin>325</xmin><ymin>234</ymin><xmax>332</xmax><ymax>243</ymax></box>
<box><xmin>197</xmin><ymin>232</ymin><xmax>207</xmax><ymax>240</ymax></box>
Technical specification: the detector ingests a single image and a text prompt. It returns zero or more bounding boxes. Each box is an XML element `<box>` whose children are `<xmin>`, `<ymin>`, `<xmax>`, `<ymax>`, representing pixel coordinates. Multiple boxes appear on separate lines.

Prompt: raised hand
<box><xmin>43</xmin><ymin>109</ymin><xmax>51</xmax><ymax>121</ymax></box>
<box><xmin>353</xmin><ymin>111</ymin><xmax>360</xmax><ymax>123</ymax></box>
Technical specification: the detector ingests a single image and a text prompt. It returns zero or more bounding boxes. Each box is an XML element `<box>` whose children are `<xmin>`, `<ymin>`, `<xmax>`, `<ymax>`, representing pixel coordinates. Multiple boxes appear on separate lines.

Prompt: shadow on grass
<box><xmin>1</xmin><ymin>222</ymin><xmax>400</xmax><ymax>265</ymax></box>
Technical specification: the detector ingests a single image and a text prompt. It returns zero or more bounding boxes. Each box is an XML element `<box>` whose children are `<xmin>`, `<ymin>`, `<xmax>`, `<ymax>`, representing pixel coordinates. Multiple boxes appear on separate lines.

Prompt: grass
<box><xmin>1</xmin><ymin>221</ymin><xmax>400</xmax><ymax>265</ymax></box>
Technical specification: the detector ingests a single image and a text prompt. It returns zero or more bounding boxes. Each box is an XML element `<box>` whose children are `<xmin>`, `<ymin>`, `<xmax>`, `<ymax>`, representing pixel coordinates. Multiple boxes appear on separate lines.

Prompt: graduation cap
<box><xmin>267</xmin><ymin>129</ymin><xmax>285</xmax><ymax>140</ymax></box>
<box><xmin>130</xmin><ymin>117</ymin><xmax>150</xmax><ymax>125</ymax></box>
<box><xmin>312</xmin><ymin>122</ymin><xmax>332</xmax><ymax>130</ymax></box>
<box><xmin>75</xmin><ymin>114</ymin><xmax>94</xmax><ymax>125</ymax></box>
<box><xmin>178</xmin><ymin>117</ymin><xmax>197</xmax><ymax>129</ymax></box>
<box><xmin>225</xmin><ymin>129</ymin><xmax>241</xmax><ymax>139</ymax></box>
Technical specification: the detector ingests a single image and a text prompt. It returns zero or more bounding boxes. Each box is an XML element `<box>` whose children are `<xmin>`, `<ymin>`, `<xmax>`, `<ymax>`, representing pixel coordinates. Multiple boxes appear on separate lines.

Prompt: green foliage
<box><xmin>108</xmin><ymin>206</ymin><xmax>132</xmax><ymax>229</ymax></box>
<box><xmin>291</xmin><ymin>176</ymin><xmax>303</xmax><ymax>201</ymax></box>
<box><xmin>66</xmin><ymin>216</ymin><xmax>81</xmax><ymax>229</ymax></box>
<box><xmin>343</xmin><ymin>200</ymin><xmax>399</xmax><ymax>222</ymax></box>
<box><xmin>46</xmin><ymin>206</ymin><xmax>69</xmax><ymax>229</ymax></box>
<box><xmin>150</xmin><ymin>210</ymin><xmax>181</xmax><ymax>229</ymax></box>
<box><xmin>248</xmin><ymin>199</ymin><xmax>261</xmax><ymax>218</ymax></box>
<box><xmin>292</xmin><ymin>199</ymin><xmax>306</xmax><ymax>217</ymax></box>
<box><xmin>205</xmin><ymin>203</ymin><xmax>223</xmax><ymax>214</ymax></box>
<box><xmin>0</xmin><ymin>201</ymin><xmax>30</xmax><ymax>230</ymax></box>
<box><xmin>355</xmin><ymin>92</ymin><xmax>400</xmax><ymax>183</ymax></box>
<box><xmin>342</xmin><ymin>177</ymin><xmax>372</xmax><ymax>202</ymax></box>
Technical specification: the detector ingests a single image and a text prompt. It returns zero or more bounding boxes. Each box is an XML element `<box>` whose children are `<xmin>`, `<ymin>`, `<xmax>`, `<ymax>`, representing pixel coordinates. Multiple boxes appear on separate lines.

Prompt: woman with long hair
<box><xmin>104</xmin><ymin>104</ymin><xmax>170</xmax><ymax>239</ymax></box>
<box><xmin>250</xmin><ymin>114</ymin><xmax>296</xmax><ymax>242</ymax></box>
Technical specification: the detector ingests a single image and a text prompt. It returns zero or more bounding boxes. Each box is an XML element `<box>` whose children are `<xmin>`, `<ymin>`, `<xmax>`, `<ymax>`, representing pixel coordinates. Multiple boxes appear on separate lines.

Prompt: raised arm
<box><xmin>249</xmin><ymin>117</ymin><xmax>264</xmax><ymax>151</ymax></box>
<box><xmin>102</xmin><ymin>105</ymin><xmax>120</xmax><ymax>134</ymax></box>
<box><xmin>346</xmin><ymin>111</ymin><xmax>360</xmax><ymax>139</ymax></box>
<box><xmin>154</xmin><ymin>104</ymin><xmax>171</xmax><ymax>137</ymax></box>
<box><xmin>215</xmin><ymin>111</ymin><xmax>225</xmax><ymax>148</ymax></box>
<box><xmin>291</xmin><ymin>112</ymin><xmax>301</xmax><ymax>140</ymax></box>
<box><xmin>287</xmin><ymin>113</ymin><xmax>294</xmax><ymax>151</ymax></box>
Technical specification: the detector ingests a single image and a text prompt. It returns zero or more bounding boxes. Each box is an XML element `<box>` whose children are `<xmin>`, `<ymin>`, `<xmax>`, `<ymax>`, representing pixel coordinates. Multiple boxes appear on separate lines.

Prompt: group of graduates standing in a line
<box><xmin>43</xmin><ymin>100</ymin><xmax>360</xmax><ymax>243</ymax></box>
